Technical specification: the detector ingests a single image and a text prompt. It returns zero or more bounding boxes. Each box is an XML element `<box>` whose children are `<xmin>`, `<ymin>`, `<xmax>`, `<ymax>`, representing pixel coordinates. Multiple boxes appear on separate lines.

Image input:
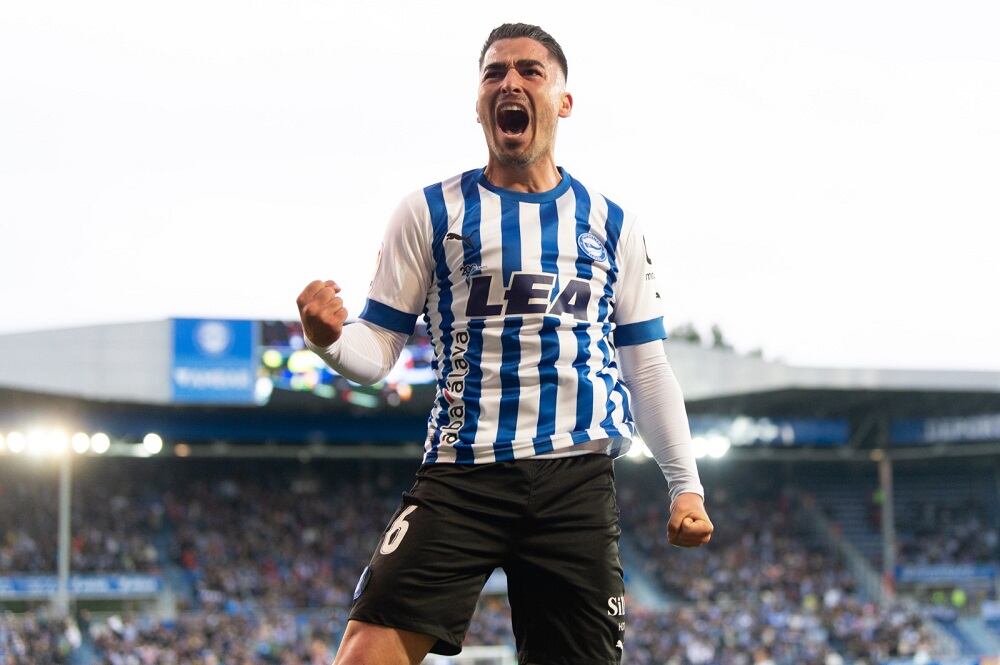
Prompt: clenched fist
<box><xmin>296</xmin><ymin>280</ymin><xmax>348</xmax><ymax>347</ymax></box>
<box><xmin>668</xmin><ymin>492</ymin><xmax>713</xmax><ymax>548</ymax></box>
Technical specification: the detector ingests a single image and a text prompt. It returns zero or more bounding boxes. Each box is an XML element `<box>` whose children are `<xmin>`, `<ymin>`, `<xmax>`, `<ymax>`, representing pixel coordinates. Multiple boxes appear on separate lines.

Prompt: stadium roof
<box><xmin>1</xmin><ymin>320</ymin><xmax>999</xmax><ymax>421</ymax></box>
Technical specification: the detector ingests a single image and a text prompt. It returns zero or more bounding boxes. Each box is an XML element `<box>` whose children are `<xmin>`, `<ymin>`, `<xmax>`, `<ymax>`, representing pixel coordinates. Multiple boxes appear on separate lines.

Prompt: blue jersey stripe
<box><xmin>424</xmin><ymin>182</ymin><xmax>453</xmax><ymax>462</ymax></box>
<box><xmin>495</xmin><ymin>317</ymin><xmax>521</xmax><ymax>460</ymax></box>
<box><xmin>495</xmin><ymin>197</ymin><xmax>522</xmax><ymax>459</ymax></box>
<box><xmin>461</xmin><ymin>171</ymin><xmax>484</xmax><ymax>270</ymax></box>
<box><xmin>595</xmin><ymin>197</ymin><xmax>626</xmax><ymax>435</ymax></box>
<box><xmin>421</xmin><ymin>303</ymin><xmax>440</xmax><ymax>463</ymax></box>
<box><xmin>571</xmin><ymin>181</ymin><xmax>594</xmax><ymax>432</ymax></box>
<box><xmin>454</xmin><ymin>174</ymin><xmax>484</xmax><ymax>461</ymax></box>
<box><xmin>571</xmin><ymin>181</ymin><xmax>593</xmax><ymax>281</ymax></box>
<box><xmin>457</xmin><ymin>318</ymin><xmax>485</xmax><ymax>463</ymax></box>
<box><xmin>534</xmin><ymin>200</ymin><xmax>561</xmax><ymax>454</ymax></box>
<box><xmin>500</xmin><ymin>197</ymin><xmax>521</xmax><ymax>285</ymax></box>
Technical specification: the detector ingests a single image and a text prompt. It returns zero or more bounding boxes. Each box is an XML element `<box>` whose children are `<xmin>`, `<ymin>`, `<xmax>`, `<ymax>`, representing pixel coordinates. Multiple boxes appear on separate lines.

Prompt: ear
<box><xmin>559</xmin><ymin>92</ymin><xmax>573</xmax><ymax>119</ymax></box>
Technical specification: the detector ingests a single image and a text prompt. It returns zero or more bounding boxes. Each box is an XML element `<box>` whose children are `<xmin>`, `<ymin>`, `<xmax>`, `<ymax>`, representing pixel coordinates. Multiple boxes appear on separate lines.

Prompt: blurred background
<box><xmin>1</xmin><ymin>318</ymin><xmax>998</xmax><ymax>664</ymax></box>
<box><xmin>2</xmin><ymin>1</ymin><xmax>999</xmax><ymax>663</ymax></box>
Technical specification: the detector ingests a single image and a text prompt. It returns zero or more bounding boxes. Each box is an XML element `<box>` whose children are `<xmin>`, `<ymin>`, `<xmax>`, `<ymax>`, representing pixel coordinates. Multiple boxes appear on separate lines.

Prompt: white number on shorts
<box><xmin>379</xmin><ymin>505</ymin><xmax>418</xmax><ymax>555</ymax></box>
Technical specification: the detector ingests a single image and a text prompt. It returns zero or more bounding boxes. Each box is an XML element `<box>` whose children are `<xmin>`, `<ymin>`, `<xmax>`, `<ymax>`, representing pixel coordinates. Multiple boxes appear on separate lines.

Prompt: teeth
<box><xmin>499</xmin><ymin>104</ymin><xmax>526</xmax><ymax>112</ymax></box>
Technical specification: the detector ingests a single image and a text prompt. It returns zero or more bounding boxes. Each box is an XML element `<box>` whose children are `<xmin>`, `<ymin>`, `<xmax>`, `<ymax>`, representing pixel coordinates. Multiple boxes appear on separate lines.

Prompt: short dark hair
<box><xmin>479</xmin><ymin>23</ymin><xmax>568</xmax><ymax>81</ymax></box>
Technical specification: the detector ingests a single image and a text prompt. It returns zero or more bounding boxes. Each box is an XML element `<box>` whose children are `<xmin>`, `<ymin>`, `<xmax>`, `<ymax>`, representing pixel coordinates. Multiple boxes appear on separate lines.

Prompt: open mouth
<box><xmin>496</xmin><ymin>103</ymin><xmax>530</xmax><ymax>136</ymax></box>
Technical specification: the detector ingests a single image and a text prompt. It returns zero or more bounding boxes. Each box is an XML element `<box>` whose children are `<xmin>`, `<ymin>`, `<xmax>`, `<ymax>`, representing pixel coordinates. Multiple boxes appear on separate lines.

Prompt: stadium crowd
<box><xmin>616</xmin><ymin>480</ymin><xmax>944</xmax><ymax>664</ymax></box>
<box><xmin>895</xmin><ymin>499</ymin><xmax>999</xmax><ymax>566</ymax></box>
<box><xmin>1</xmin><ymin>460</ymin><xmax>990</xmax><ymax>663</ymax></box>
<box><xmin>0</xmin><ymin>469</ymin><xmax>162</xmax><ymax>574</ymax></box>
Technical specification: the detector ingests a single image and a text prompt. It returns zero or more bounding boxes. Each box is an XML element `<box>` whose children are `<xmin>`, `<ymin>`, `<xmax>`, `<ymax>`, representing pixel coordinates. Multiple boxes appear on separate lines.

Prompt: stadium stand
<box><xmin>2</xmin><ymin>458</ymin><xmax>985</xmax><ymax>664</ymax></box>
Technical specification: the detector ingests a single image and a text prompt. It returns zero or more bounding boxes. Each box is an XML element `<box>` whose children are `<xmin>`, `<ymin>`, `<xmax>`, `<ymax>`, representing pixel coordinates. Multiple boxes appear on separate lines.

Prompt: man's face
<box><xmin>477</xmin><ymin>37</ymin><xmax>572</xmax><ymax>167</ymax></box>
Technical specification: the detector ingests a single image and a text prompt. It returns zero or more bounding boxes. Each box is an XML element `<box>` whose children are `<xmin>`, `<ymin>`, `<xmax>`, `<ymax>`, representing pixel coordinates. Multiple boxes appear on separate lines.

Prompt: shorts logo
<box><xmin>353</xmin><ymin>566</ymin><xmax>371</xmax><ymax>601</ymax></box>
<box><xmin>607</xmin><ymin>595</ymin><xmax>625</xmax><ymax>616</ymax></box>
<box><xmin>577</xmin><ymin>232</ymin><xmax>607</xmax><ymax>262</ymax></box>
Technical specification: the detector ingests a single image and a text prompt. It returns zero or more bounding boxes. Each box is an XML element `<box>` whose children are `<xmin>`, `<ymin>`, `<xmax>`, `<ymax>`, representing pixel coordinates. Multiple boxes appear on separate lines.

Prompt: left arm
<box><xmin>610</xmin><ymin>209</ymin><xmax>713</xmax><ymax>548</ymax></box>
<box><xmin>618</xmin><ymin>341</ymin><xmax>713</xmax><ymax>548</ymax></box>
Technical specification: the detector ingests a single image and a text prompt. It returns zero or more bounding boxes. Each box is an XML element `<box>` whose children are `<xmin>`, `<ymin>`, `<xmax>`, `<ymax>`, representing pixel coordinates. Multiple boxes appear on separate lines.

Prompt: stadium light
<box><xmin>71</xmin><ymin>432</ymin><xmax>90</xmax><ymax>454</ymax></box>
<box><xmin>90</xmin><ymin>432</ymin><xmax>111</xmax><ymax>454</ymax></box>
<box><xmin>46</xmin><ymin>429</ymin><xmax>69</xmax><ymax>455</ymax></box>
<box><xmin>142</xmin><ymin>433</ymin><xmax>163</xmax><ymax>455</ymax></box>
<box><xmin>626</xmin><ymin>436</ymin><xmax>646</xmax><ymax>460</ymax></box>
<box><xmin>6</xmin><ymin>431</ymin><xmax>25</xmax><ymax>454</ymax></box>
<box><xmin>691</xmin><ymin>436</ymin><xmax>708</xmax><ymax>459</ymax></box>
<box><xmin>26</xmin><ymin>429</ymin><xmax>46</xmax><ymax>456</ymax></box>
<box><xmin>706</xmin><ymin>434</ymin><xmax>731</xmax><ymax>459</ymax></box>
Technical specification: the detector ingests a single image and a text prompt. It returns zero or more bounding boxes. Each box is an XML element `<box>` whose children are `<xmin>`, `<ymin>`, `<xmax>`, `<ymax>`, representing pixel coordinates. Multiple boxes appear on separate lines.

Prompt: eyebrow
<box><xmin>482</xmin><ymin>59</ymin><xmax>547</xmax><ymax>74</ymax></box>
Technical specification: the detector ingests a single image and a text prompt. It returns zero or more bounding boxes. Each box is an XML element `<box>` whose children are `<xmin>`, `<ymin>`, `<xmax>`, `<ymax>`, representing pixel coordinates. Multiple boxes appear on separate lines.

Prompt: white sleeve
<box><xmin>611</xmin><ymin>214</ymin><xmax>667</xmax><ymax>347</ymax></box>
<box><xmin>619</xmin><ymin>340</ymin><xmax>705</xmax><ymax>507</ymax></box>
<box><xmin>304</xmin><ymin>320</ymin><xmax>407</xmax><ymax>386</ymax></box>
<box><xmin>358</xmin><ymin>192</ymin><xmax>435</xmax><ymax>335</ymax></box>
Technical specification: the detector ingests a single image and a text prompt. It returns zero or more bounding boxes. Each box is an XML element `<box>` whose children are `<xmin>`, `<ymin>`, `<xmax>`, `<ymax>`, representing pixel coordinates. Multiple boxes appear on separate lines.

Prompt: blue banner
<box><xmin>895</xmin><ymin>564</ymin><xmax>997</xmax><ymax>585</ymax></box>
<box><xmin>171</xmin><ymin>318</ymin><xmax>257</xmax><ymax>404</ymax></box>
<box><xmin>0</xmin><ymin>574</ymin><xmax>162</xmax><ymax>599</ymax></box>
<box><xmin>892</xmin><ymin>414</ymin><xmax>1000</xmax><ymax>445</ymax></box>
<box><xmin>689</xmin><ymin>416</ymin><xmax>848</xmax><ymax>447</ymax></box>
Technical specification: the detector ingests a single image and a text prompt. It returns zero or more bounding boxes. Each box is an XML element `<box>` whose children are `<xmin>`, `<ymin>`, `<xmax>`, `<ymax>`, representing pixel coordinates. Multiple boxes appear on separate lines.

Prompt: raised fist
<box><xmin>296</xmin><ymin>279</ymin><xmax>348</xmax><ymax>347</ymax></box>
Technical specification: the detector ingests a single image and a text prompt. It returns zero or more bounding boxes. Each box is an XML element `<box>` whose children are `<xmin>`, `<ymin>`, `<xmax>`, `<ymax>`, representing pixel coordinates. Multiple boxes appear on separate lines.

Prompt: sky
<box><xmin>1</xmin><ymin>0</ymin><xmax>998</xmax><ymax>371</ymax></box>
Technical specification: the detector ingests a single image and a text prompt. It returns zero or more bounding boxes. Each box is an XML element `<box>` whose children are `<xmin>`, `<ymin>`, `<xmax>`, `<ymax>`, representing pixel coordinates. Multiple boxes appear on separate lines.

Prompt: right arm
<box><xmin>295</xmin><ymin>194</ymin><xmax>434</xmax><ymax>385</ymax></box>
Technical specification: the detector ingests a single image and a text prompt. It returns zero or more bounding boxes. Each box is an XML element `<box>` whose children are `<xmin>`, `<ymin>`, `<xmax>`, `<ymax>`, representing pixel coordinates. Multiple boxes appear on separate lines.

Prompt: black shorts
<box><xmin>349</xmin><ymin>453</ymin><xmax>625</xmax><ymax>664</ymax></box>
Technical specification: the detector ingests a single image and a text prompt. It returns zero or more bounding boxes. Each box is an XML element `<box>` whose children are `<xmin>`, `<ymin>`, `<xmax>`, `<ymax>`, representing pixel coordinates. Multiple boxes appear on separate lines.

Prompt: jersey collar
<box><xmin>476</xmin><ymin>167</ymin><xmax>572</xmax><ymax>203</ymax></box>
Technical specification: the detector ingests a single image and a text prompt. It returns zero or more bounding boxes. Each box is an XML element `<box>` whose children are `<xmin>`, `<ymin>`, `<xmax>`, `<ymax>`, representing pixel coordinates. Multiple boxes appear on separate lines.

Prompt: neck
<box><xmin>483</xmin><ymin>154</ymin><xmax>561</xmax><ymax>193</ymax></box>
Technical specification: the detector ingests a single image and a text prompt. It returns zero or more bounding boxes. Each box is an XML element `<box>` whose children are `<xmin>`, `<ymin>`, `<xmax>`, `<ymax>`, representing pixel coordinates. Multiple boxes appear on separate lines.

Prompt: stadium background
<box><xmin>1</xmin><ymin>318</ymin><xmax>998</xmax><ymax>664</ymax></box>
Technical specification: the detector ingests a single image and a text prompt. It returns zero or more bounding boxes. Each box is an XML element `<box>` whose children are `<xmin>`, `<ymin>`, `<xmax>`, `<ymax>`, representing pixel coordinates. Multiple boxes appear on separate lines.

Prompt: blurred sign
<box><xmin>0</xmin><ymin>574</ymin><xmax>162</xmax><ymax>599</ymax></box>
<box><xmin>891</xmin><ymin>414</ymin><xmax>1000</xmax><ymax>445</ymax></box>
<box><xmin>895</xmin><ymin>564</ymin><xmax>997</xmax><ymax>586</ymax></box>
<box><xmin>171</xmin><ymin>318</ymin><xmax>257</xmax><ymax>404</ymax></box>
<box><xmin>257</xmin><ymin>320</ymin><xmax>435</xmax><ymax>412</ymax></box>
<box><xmin>689</xmin><ymin>415</ymin><xmax>848</xmax><ymax>447</ymax></box>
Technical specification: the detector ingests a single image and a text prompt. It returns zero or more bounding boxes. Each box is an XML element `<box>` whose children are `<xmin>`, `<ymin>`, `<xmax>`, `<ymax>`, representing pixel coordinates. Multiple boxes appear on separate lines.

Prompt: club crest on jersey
<box><xmin>577</xmin><ymin>232</ymin><xmax>607</xmax><ymax>262</ymax></box>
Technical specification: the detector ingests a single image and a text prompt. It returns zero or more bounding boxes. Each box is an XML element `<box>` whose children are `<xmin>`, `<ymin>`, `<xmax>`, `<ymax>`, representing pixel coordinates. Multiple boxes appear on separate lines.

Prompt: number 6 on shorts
<box><xmin>380</xmin><ymin>505</ymin><xmax>418</xmax><ymax>555</ymax></box>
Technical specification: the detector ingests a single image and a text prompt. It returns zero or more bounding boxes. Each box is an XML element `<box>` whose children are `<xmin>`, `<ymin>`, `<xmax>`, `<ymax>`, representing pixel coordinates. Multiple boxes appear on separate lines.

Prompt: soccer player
<box><xmin>296</xmin><ymin>23</ymin><xmax>713</xmax><ymax>665</ymax></box>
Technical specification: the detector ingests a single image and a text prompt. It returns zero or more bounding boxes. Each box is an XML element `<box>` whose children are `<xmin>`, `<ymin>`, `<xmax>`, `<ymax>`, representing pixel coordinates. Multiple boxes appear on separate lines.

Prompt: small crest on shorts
<box><xmin>577</xmin><ymin>232</ymin><xmax>607</xmax><ymax>262</ymax></box>
<box><xmin>353</xmin><ymin>565</ymin><xmax>371</xmax><ymax>601</ymax></box>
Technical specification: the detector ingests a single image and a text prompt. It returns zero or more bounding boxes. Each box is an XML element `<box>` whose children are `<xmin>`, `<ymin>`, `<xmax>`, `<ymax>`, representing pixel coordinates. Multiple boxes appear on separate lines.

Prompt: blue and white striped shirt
<box><xmin>361</xmin><ymin>168</ymin><xmax>667</xmax><ymax>464</ymax></box>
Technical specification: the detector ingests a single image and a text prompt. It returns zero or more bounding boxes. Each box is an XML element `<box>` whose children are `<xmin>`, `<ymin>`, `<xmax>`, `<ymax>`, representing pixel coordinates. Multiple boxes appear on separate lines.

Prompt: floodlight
<box><xmin>691</xmin><ymin>436</ymin><xmax>708</xmax><ymax>459</ymax></box>
<box><xmin>7</xmin><ymin>432</ymin><xmax>25</xmax><ymax>453</ymax></box>
<box><xmin>626</xmin><ymin>437</ymin><xmax>647</xmax><ymax>461</ymax></box>
<box><xmin>706</xmin><ymin>434</ymin><xmax>731</xmax><ymax>459</ymax></box>
<box><xmin>47</xmin><ymin>429</ymin><xmax>69</xmax><ymax>455</ymax></box>
<box><xmin>26</xmin><ymin>430</ymin><xmax>46</xmax><ymax>456</ymax></box>
<box><xmin>142</xmin><ymin>433</ymin><xmax>163</xmax><ymax>455</ymax></box>
<box><xmin>71</xmin><ymin>432</ymin><xmax>90</xmax><ymax>454</ymax></box>
<box><xmin>91</xmin><ymin>432</ymin><xmax>111</xmax><ymax>454</ymax></box>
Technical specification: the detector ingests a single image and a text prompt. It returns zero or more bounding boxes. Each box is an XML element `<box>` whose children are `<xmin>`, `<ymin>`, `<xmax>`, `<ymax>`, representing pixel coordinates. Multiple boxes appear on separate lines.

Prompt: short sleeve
<box><xmin>611</xmin><ymin>216</ymin><xmax>667</xmax><ymax>347</ymax></box>
<box><xmin>360</xmin><ymin>194</ymin><xmax>434</xmax><ymax>335</ymax></box>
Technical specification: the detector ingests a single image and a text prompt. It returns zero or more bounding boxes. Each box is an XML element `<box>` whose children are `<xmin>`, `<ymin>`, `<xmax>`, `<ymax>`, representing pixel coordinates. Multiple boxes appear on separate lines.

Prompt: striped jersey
<box><xmin>360</xmin><ymin>167</ymin><xmax>667</xmax><ymax>464</ymax></box>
